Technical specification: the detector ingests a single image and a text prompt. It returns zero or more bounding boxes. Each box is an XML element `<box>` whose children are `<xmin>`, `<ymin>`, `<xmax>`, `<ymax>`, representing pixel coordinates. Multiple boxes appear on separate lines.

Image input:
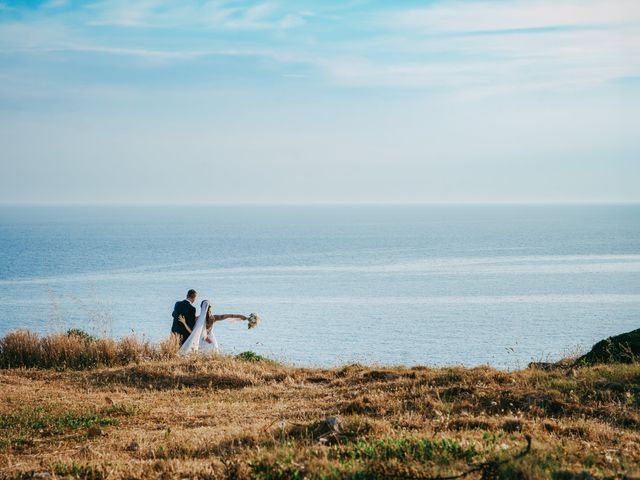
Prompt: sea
<box><xmin>0</xmin><ymin>205</ymin><xmax>638</xmax><ymax>369</ymax></box>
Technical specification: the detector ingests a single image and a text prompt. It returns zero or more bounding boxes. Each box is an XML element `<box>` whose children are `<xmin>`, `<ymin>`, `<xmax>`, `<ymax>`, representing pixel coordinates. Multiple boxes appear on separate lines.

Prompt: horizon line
<box><xmin>0</xmin><ymin>200</ymin><xmax>639</xmax><ymax>207</ymax></box>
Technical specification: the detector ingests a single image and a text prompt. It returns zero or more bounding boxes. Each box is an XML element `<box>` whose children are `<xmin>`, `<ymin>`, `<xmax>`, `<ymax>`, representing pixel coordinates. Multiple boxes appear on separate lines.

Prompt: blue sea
<box><xmin>0</xmin><ymin>205</ymin><xmax>638</xmax><ymax>369</ymax></box>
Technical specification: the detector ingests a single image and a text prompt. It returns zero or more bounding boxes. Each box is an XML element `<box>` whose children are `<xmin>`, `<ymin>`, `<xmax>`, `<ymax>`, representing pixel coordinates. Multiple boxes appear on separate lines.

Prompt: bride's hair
<box><xmin>203</xmin><ymin>301</ymin><xmax>214</xmax><ymax>329</ymax></box>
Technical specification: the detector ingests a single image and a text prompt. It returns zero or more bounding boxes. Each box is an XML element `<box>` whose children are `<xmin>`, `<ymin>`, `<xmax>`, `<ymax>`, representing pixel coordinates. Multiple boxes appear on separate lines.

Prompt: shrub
<box><xmin>1</xmin><ymin>329</ymin><xmax>281</xmax><ymax>371</ymax></box>
<box><xmin>0</xmin><ymin>330</ymin><xmax>42</xmax><ymax>368</ymax></box>
<box><xmin>159</xmin><ymin>333</ymin><xmax>181</xmax><ymax>358</ymax></box>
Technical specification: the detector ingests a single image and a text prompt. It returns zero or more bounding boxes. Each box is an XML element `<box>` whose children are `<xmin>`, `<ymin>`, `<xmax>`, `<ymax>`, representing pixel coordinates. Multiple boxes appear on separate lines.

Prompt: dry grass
<box><xmin>0</xmin><ymin>331</ymin><xmax>638</xmax><ymax>479</ymax></box>
<box><xmin>0</xmin><ymin>330</ymin><xmax>180</xmax><ymax>370</ymax></box>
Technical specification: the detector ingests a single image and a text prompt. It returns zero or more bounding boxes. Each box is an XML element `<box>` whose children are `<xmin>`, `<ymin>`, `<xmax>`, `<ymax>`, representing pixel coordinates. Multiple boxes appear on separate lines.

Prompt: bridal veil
<box><xmin>178</xmin><ymin>299</ymin><xmax>208</xmax><ymax>355</ymax></box>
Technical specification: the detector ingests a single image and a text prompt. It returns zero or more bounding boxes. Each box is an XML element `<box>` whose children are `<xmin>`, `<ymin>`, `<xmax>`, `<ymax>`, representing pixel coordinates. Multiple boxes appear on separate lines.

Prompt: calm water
<box><xmin>0</xmin><ymin>205</ymin><xmax>638</xmax><ymax>369</ymax></box>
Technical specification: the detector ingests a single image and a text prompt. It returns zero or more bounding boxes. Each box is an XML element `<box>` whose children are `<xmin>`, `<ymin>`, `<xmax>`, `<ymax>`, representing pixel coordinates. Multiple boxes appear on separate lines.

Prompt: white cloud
<box><xmin>83</xmin><ymin>0</ymin><xmax>306</xmax><ymax>30</ymax></box>
<box><xmin>0</xmin><ymin>0</ymin><xmax>639</xmax><ymax>96</ymax></box>
<box><xmin>325</xmin><ymin>0</ymin><xmax>640</xmax><ymax>92</ymax></box>
<box><xmin>384</xmin><ymin>0</ymin><xmax>640</xmax><ymax>33</ymax></box>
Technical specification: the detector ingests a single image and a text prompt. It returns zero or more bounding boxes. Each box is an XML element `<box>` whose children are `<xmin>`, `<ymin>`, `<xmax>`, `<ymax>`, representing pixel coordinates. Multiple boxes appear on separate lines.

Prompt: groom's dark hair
<box><xmin>187</xmin><ymin>289</ymin><xmax>197</xmax><ymax>299</ymax></box>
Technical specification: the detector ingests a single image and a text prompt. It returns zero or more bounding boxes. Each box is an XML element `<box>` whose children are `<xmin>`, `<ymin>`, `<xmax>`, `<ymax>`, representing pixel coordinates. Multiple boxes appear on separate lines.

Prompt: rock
<box><xmin>32</xmin><ymin>472</ymin><xmax>51</xmax><ymax>479</ymax></box>
<box><xmin>323</xmin><ymin>415</ymin><xmax>343</xmax><ymax>433</ymax></box>
<box><xmin>315</xmin><ymin>416</ymin><xmax>344</xmax><ymax>445</ymax></box>
<box><xmin>126</xmin><ymin>441</ymin><xmax>140</xmax><ymax>452</ymax></box>
<box><xmin>575</xmin><ymin>328</ymin><xmax>640</xmax><ymax>365</ymax></box>
<box><xmin>87</xmin><ymin>426</ymin><xmax>104</xmax><ymax>438</ymax></box>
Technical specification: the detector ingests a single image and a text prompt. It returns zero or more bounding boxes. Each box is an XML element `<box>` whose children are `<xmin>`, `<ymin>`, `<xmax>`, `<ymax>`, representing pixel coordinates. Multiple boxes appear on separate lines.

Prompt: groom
<box><xmin>171</xmin><ymin>289</ymin><xmax>197</xmax><ymax>346</ymax></box>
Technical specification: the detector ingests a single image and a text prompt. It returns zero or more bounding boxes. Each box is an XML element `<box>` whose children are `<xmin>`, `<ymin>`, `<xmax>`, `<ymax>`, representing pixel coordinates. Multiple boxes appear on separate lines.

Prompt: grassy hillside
<box><xmin>0</xmin><ymin>331</ymin><xmax>638</xmax><ymax>479</ymax></box>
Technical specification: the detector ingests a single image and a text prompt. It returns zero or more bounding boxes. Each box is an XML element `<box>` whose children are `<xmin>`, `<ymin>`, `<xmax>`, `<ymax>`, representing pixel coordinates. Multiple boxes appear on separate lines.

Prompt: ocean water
<box><xmin>0</xmin><ymin>205</ymin><xmax>638</xmax><ymax>369</ymax></box>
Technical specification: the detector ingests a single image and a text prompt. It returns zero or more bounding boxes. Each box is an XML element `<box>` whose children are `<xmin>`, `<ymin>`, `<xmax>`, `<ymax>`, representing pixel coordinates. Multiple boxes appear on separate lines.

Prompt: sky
<box><xmin>0</xmin><ymin>0</ymin><xmax>639</xmax><ymax>204</ymax></box>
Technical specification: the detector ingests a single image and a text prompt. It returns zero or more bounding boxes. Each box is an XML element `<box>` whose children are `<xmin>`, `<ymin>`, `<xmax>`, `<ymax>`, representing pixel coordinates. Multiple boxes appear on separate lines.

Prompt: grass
<box><xmin>0</xmin><ymin>331</ymin><xmax>638</xmax><ymax>479</ymax></box>
<box><xmin>0</xmin><ymin>408</ymin><xmax>118</xmax><ymax>434</ymax></box>
<box><xmin>0</xmin><ymin>405</ymin><xmax>122</xmax><ymax>452</ymax></box>
<box><xmin>335</xmin><ymin>437</ymin><xmax>480</xmax><ymax>463</ymax></box>
<box><xmin>50</xmin><ymin>463</ymin><xmax>105</xmax><ymax>480</ymax></box>
<box><xmin>0</xmin><ymin>329</ymin><xmax>180</xmax><ymax>370</ymax></box>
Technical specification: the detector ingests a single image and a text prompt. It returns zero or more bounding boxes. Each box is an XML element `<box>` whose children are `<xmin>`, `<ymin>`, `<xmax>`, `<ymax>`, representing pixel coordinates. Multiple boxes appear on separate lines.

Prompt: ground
<box><xmin>0</xmin><ymin>356</ymin><xmax>639</xmax><ymax>479</ymax></box>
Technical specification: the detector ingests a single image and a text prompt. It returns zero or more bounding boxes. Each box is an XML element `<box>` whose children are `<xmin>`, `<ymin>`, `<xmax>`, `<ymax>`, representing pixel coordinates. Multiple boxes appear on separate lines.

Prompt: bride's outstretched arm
<box><xmin>212</xmin><ymin>314</ymin><xmax>248</xmax><ymax>322</ymax></box>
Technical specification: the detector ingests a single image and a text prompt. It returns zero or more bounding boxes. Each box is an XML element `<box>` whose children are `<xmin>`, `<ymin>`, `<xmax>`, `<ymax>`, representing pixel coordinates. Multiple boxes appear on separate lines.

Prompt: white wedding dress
<box><xmin>178</xmin><ymin>300</ymin><xmax>220</xmax><ymax>355</ymax></box>
<box><xmin>199</xmin><ymin>325</ymin><xmax>220</xmax><ymax>354</ymax></box>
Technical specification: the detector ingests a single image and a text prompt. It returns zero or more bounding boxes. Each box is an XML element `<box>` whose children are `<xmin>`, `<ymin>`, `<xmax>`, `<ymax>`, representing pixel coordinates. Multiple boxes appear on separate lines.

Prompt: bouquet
<box><xmin>247</xmin><ymin>313</ymin><xmax>261</xmax><ymax>329</ymax></box>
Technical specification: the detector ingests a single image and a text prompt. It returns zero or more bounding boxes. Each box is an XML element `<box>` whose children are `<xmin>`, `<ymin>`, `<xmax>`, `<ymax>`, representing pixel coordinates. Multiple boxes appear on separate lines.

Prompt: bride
<box><xmin>178</xmin><ymin>300</ymin><xmax>248</xmax><ymax>355</ymax></box>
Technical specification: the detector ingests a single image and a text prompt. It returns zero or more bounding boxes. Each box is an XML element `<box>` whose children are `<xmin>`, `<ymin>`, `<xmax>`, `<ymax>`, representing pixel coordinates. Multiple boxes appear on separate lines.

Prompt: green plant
<box><xmin>53</xmin><ymin>462</ymin><xmax>105</xmax><ymax>480</ymax></box>
<box><xmin>236</xmin><ymin>351</ymin><xmax>268</xmax><ymax>362</ymax></box>
<box><xmin>66</xmin><ymin>329</ymin><xmax>97</xmax><ymax>343</ymax></box>
<box><xmin>337</xmin><ymin>437</ymin><xmax>479</xmax><ymax>464</ymax></box>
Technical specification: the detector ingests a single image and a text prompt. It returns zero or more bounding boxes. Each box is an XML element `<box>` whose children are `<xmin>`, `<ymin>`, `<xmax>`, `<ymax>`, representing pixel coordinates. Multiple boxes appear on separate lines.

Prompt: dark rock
<box><xmin>126</xmin><ymin>441</ymin><xmax>140</xmax><ymax>452</ymax></box>
<box><xmin>87</xmin><ymin>426</ymin><xmax>104</xmax><ymax>438</ymax></box>
<box><xmin>575</xmin><ymin>328</ymin><xmax>640</xmax><ymax>365</ymax></box>
<box><xmin>323</xmin><ymin>415</ymin><xmax>343</xmax><ymax>433</ymax></box>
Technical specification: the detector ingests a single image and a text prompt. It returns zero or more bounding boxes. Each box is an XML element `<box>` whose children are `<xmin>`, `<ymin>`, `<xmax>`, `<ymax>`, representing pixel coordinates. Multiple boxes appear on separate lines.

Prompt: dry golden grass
<box><xmin>0</xmin><ymin>330</ymin><xmax>180</xmax><ymax>370</ymax></box>
<box><xmin>0</xmin><ymin>332</ymin><xmax>638</xmax><ymax>479</ymax></box>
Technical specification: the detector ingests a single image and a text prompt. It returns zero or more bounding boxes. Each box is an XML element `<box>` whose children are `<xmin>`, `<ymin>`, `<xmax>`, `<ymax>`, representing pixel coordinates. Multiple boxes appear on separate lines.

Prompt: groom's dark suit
<box><xmin>171</xmin><ymin>299</ymin><xmax>197</xmax><ymax>345</ymax></box>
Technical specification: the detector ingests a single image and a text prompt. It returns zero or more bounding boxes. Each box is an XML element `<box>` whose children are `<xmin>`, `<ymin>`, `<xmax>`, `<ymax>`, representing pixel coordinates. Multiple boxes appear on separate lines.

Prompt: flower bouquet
<box><xmin>247</xmin><ymin>313</ymin><xmax>261</xmax><ymax>329</ymax></box>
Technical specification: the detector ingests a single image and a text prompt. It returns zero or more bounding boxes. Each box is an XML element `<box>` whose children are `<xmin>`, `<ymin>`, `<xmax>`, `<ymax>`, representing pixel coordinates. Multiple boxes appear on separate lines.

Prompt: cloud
<box><xmin>42</xmin><ymin>0</ymin><xmax>70</xmax><ymax>9</ymax></box>
<box><xmin>1</xmin><ymin>2</ymin><xmax>639</xmax><ymax>204</ymax></box>
<box><xmin>0</xmin><ymin>0</ymin><xmax>639</xmax><ymax>97</ymax></box>
<box><xmin>279</xmin><ymin>13</ymin><xmax>306</xmax><ymax>29</ymax></box>
<box><xmin>83</xmin><ymin>0</ymin><xmax>307</xmax><ymax>30</ymax></box>
<box><xmin>321</xmin><ymin>0</ymin><xmax>640</xmax><ymax>92</ymax></box>
<box><xmin>383</xmin><ymin>0</ymin><xmax>640</xmax><ymax>33</ymax></box>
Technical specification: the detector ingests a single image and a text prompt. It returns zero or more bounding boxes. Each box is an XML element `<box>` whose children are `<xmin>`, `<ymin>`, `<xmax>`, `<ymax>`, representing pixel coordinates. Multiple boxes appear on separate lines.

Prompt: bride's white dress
<box><xmin>199</xmin><ymin>326</ymin><xmax>220</xmax><ymax>354</ymax></box>
<box><xmin>178</xmin><ymin>300</ymin><xmax>220</xmax><ymax>355</ymax></box>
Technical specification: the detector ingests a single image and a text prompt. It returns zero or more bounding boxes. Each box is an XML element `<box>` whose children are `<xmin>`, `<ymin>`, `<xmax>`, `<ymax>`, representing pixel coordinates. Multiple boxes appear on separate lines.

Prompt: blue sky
<box><xmin>0</xmin><ymin>0</ymin><xmax>639</xmax><ymax>204</ymax></box>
